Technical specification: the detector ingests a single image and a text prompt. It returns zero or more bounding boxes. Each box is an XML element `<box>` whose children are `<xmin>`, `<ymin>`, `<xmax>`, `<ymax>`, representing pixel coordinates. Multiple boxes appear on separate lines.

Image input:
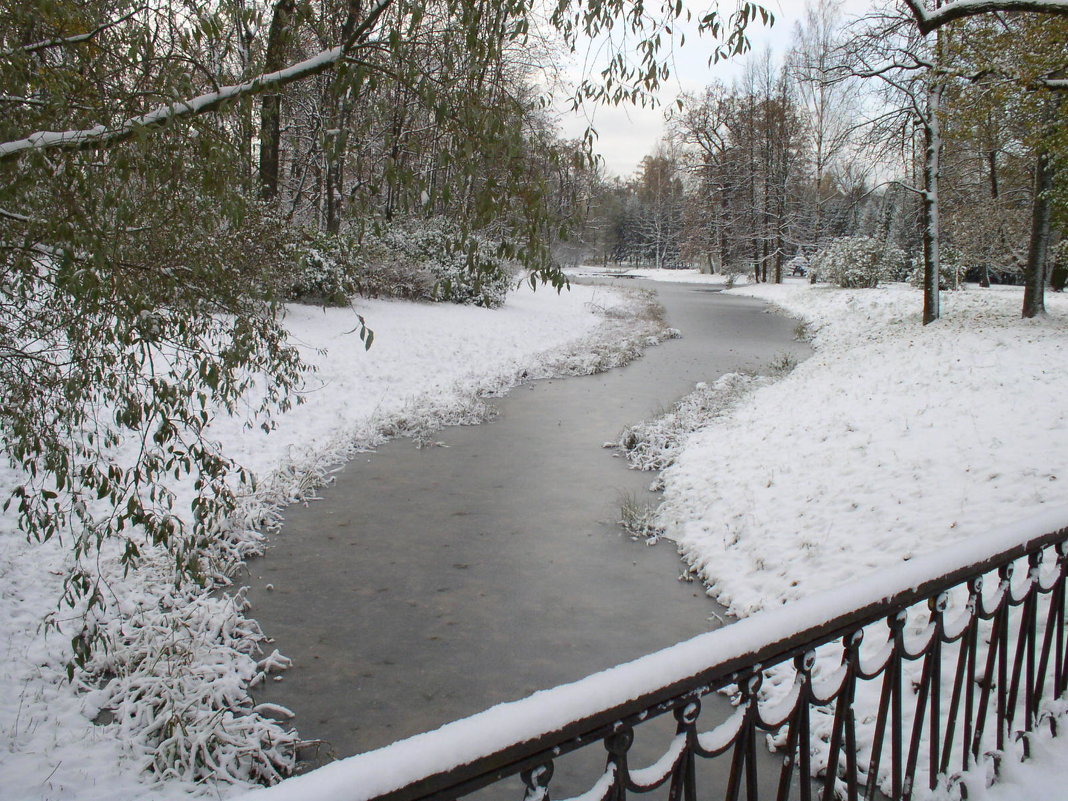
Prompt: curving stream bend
<box><xmin>244</xmin><ymin>279</ymin><xmax>810</xmax><ymax>794</ymax></box>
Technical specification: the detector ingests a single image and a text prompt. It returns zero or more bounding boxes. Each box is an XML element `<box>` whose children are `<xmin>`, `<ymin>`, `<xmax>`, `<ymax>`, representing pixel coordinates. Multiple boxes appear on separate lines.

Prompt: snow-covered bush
<box><xmin>285</xmin><ymin>231</ymin><xmax>363</xmax><ymax>305</ymax></box>
<box><xmin>809</xmin><ymin>236</ymin><xmax>905</xmax><ymax>288</ymax></box>
<box><xmin>722</xmin><ymin>264</ymin><xmax>752</xmax><ymax>289</ymax></box>
<box><xmin>285</xmin><ymin>219</ymin><xmax>514</xmax><ymax>308</ymax></box>
<box><xmin>371</xmin><ymin>217</ymin><xmax>515</xmax><ymax>308</ymax></box>
<box><xmin>907</xmin><ymin>247</ymin><xmax>968</xmax><ymax>290</ymax></box>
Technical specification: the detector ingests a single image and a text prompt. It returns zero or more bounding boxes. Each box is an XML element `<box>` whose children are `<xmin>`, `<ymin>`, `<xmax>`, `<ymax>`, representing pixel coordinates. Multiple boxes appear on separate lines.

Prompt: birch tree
<box><xmin>838</xmin><ymin>7</ymin><xmax>950</xmax><ymax>323</ymax></box>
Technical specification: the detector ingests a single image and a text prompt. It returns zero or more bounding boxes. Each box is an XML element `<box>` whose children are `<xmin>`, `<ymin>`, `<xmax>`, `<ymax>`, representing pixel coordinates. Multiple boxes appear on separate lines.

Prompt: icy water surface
<box><xmin>244</xmin><ymin>282</ymin><xmax>810</xmax><ymax>796</ymax></box>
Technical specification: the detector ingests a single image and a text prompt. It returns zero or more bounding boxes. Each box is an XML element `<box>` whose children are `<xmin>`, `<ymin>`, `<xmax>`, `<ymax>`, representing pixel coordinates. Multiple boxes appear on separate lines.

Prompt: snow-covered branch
<box><xmin>0</xmin><ymin>0</ymin><xmax>394</xmax><ymax>163</ymax></box>
<box><xmin>0</xmin><ymin>47</ymin><xmax>345</xmax><ymax>162</ymax></box>
<box><xmin>904</xmin><ymin>0</ymin><xmax>1068</xmax><ymax>35</ymax></box>
<box><xmin>0</xmin><ymin>207</ymin><xmax>35</xmax><ymax>223</ymax></box>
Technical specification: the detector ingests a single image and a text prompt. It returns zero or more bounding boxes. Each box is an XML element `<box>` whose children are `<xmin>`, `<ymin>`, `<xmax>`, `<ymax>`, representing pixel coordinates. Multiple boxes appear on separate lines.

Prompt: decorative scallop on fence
<box><xmin>239</xmin><ymin>508</ymin><xmax>1068</xmax><ymax>801</ymax></box>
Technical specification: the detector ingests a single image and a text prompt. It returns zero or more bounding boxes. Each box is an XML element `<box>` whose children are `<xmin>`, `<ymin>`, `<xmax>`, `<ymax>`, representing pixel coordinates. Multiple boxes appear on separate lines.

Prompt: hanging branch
<box><xmin>0</xmin><ymin>0</ymin><xmax>393</xmax><ymax>163</ymax></box>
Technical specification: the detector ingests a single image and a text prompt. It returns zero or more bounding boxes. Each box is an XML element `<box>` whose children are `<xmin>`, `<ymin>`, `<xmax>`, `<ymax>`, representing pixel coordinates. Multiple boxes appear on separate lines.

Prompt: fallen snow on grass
<box><xmin>658</xmin><ymin>282</ymin><xmax>1068</xmax><ymax>616</ymax></box>
<box><xmin>614</xmin><ymin>372</ymin><xmax>771</xmax><ymax>474</ymax></box>
<box><xmin>0</xmin><ymin>280</ymin><xmax>669</xmax><ymax>801</ymax></box>
<box><xmin>647</xmin><ymin>281</ymin><xmax>1068</xmax><ymax>797</ymax></box>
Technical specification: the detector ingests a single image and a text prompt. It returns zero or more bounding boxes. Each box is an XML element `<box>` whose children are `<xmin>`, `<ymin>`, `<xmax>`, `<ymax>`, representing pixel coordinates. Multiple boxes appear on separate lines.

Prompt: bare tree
<box><xmin>838</xmin><ymin>7</ymin><xmax>948</xmax><ymax>323</ymax></box>
<box><xmin>790</xmin><ymin>0</ymin><xmax>860</xmax><ymax>252</ymax></box>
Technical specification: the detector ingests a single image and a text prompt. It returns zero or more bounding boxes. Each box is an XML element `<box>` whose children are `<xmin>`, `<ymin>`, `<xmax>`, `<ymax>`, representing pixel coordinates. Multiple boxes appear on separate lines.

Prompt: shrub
<box><xmin>907</xmin><ymin>247</ymin><xmax>968</xmax><ymax>290</ymax></box>
<box><xmin>810</xmin><ymin>236</ymin><xmax>905</xmax><ymax>288</ymax></box>
<box><xmin>284</xmin><ymin>219</ymin><xmax>514</xmax><ymax>308</ymax></box>
<box><xmin>372</xmin><ymin>217</ymin><xmax>515</xmax><ymax>308</ymax></box>
<box><xmin>722</xmin><ymin>264</ymin><xmax>751</xmax><ymax>289</ymax></box>
<box><xmin>284</xmin><ymin>231</ymin><xmax>363</xmax><ymax>305</ymax></box>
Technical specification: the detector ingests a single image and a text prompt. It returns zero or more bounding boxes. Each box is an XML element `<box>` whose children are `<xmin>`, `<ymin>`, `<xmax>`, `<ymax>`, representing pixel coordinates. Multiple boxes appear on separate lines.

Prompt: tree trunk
<box><xmin>325</xmin><ymin>129</ymin><xmax>343</xmax><ymax>234</ymax></box>
<box><xmin>1022</xmin><ymin>146</ymin><xmax>1054</xmax><ymax>318</ymax></box>
<box><xmin>259</xmin><ymin>0</ymin><xmax>296</xmax><ymax>201</ymax></box>
<box><xmin>921</xmin><ymin>80</ymin><xmax>943</xmax><ymax>326</ymax></box>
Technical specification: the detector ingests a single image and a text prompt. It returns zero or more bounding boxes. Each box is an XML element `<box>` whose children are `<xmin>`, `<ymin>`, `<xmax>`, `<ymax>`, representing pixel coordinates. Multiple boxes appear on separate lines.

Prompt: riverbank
<box><xmin>650</xmin><ymin>281</ymin><xmax>1068</xmax><ymax>800</ymax></box>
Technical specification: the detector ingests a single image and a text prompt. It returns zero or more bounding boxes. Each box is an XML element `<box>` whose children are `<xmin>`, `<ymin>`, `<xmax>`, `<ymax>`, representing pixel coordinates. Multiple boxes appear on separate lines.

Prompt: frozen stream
<box><xmin>244</xmin><ymin>280</ymin><xmax>810</xmax><ymax>794</ymax></box>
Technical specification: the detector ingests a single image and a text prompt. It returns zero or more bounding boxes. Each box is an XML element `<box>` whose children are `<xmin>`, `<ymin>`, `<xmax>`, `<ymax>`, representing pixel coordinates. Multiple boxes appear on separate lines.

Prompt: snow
<box><xmin>0</xmin><ymin>280</ymin><xmax>663</xmax><ymax>801</ymax></box>
<box><xmin>564</xmin><ymin>265</ymin><xmax>739</xmax><ymax>285</ymax></box>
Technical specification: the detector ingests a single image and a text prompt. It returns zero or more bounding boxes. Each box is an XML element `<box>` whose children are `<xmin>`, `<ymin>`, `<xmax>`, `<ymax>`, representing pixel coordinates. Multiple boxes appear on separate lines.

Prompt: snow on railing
<box><xmin>233</xmin><ymin>505</ymin><xmax>1068</xmax><ymax>801</ymax></box>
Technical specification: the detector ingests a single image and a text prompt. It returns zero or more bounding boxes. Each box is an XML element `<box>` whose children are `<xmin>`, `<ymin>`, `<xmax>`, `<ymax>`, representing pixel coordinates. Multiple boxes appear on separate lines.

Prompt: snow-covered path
<box><xmin>241</xmin><ymin>281</ymin><xmax>809</xmax><ymax>794</ymax></box>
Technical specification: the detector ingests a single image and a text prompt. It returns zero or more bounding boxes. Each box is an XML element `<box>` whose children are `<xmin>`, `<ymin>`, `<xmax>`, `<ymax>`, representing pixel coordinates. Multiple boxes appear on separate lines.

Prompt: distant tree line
<box><xmin>568</xmin><ymin>0</ymin><xmax>1067</xmax><ymax>321</ymax></box>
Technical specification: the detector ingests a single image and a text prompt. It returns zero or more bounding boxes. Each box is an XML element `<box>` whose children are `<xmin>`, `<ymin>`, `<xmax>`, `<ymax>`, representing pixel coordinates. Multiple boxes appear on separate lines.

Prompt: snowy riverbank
<box><xmin>659</xmin><ymin>281</ymin><xmax>1068</xmax><ymax>615</ymax></box>
<box><xmin>652</xmin><ymin>280</ymin><xmax>1068</xmax><ymax>799</ymax></box>
<box><xmin>0</xmin><ymin>281</ymin><xmax>669</xmax><ymax>801</ymax></box>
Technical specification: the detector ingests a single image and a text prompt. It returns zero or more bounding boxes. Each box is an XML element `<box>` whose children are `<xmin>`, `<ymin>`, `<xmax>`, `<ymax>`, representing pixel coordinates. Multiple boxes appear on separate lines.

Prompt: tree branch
<box><xmin>6</xmin><ymin>6</ymin><xmax>146</xmax><ymax>57</ymax></box>
<box><xmin>904</xmin><ymin>0</ymin><xmax>1068</xmax><ymax>35</ymax></box>
<box><xmin>0</xmin><ymin>0</ymin><xmax>393</xmax><ymax>164</ymax></box>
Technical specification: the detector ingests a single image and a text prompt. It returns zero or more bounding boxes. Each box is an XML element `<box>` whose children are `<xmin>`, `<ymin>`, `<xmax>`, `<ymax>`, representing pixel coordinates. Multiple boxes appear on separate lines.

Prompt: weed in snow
<box><xmin>611</xmin><ymin>372</ymin><xmax>771</xmax><ymax>473</ymax></box>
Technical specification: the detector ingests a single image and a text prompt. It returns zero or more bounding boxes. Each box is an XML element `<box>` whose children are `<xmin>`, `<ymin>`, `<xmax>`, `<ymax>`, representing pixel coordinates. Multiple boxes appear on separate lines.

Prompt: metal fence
<box><xmin>241</xmin><ymin>509</ymin><xmax>1068</xmax><ymax>801</ymax></box>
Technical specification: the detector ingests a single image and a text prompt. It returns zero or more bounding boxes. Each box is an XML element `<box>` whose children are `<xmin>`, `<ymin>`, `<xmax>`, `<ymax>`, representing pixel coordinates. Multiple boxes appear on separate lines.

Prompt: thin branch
<box><xmin>7</xmin><ymin>6</ymin><xmax>147</xmax><ymax>57</ymax></box>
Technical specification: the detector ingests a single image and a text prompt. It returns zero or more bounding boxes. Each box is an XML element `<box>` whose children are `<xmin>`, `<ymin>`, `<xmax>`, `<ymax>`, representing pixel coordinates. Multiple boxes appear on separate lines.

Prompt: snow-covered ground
<box><xmin>649</xmin><ymin>281</ymin><xmax>1068</xmax><ymax>799</ymax></box>
<box><xmin>0</xmin><ymin>281</ymin><xmax>669</xmax><ymax>801</ymax></box>
<box><xmin>565</xmin><ymin>265</ymin><xmax>739</xmax><ymax>285</ymax></box>
<box><xmin>658</xmin><ymin>281</ymin><xmax>1068</xmax><ymax>616</ymax></box>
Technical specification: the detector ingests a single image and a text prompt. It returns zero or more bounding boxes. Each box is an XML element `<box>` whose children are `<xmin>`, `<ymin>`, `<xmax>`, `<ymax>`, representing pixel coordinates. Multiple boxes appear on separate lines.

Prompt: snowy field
<box><xmin>0</xmin><ymin>280</ymin><xmax>668</xmax><ymax>801</ymax></box>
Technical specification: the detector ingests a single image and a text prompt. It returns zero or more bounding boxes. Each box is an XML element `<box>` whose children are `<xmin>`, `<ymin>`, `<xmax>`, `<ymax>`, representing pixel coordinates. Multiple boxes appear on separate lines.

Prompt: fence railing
<box><xmin>239</xmin><ymin>507</ymin><xmax>1068</xmax><ymax>801</ymax></box>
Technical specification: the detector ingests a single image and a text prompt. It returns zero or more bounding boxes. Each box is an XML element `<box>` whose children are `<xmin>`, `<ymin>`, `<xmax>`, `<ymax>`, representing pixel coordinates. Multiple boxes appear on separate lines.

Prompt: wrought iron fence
<box><xmin>241</xmin><ymin>509</ymin><xmax>1068</xmax><ymax>801</ymax></box>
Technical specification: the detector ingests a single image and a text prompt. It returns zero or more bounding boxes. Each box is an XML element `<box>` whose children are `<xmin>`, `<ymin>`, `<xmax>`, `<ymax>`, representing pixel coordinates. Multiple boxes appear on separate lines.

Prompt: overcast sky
<box><xmin>556</xmin><ymin>0</ymin><xmax>876</xmax><ymax>179</ymax></box>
